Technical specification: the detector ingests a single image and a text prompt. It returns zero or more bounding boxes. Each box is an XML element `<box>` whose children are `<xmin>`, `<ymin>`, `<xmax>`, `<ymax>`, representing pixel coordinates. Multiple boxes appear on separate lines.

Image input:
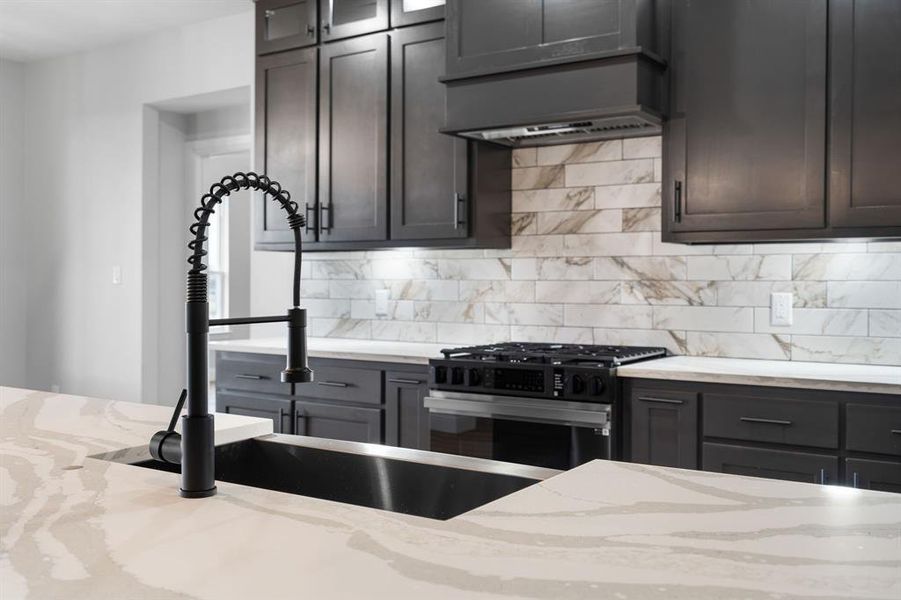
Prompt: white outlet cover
<box><xmin>112</xmin><ymin>265</ymin><xmax>122</xmax><ymax>285</ymax></box>
<box><xmin>374</xmin><ymin>289</ymin><xmax>389</xmax><ymax>317</ymax></box>
<box><xmin>770</xmin><ymin>292</ymin><xmax>793</xmax><ymax>326</ymax></box>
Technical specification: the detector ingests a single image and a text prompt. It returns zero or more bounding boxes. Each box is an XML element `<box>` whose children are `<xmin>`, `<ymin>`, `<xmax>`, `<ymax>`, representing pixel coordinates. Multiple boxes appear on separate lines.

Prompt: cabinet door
<box><xmin>391</xmin><ymin>0</ymin><xmax>444</xmax><ymax>27</ymax></box>
<box><xmin>829</xmin><ymin>0</ymin><xmax>901</xmax><ymax>228</ymax></box>
<box><xmin>321</xmin><ymin>0</ymin><xmax>389</xmax><ymax>42</ymax></box>
<box><xmin>845</xmin><ymin>458</ymin><xmax>901</xmax><ymax>494</ymax></box>
<box><xmin>390</xmin><ymin>23</ymin><xmax>468</xmax><ymax>241</ymax></box>
<box><xmin>630</xmin><ymin>388</ymin><xmax>698</xmax><ymax>469</ymax></box>
<box><xmin>255</xmin><ymin>49</ymin><xmax>318</xmax><ymax>247</ymax></box>
<box><xmin>257</xmin><ymin>0</ymin><xmax>318</xmax><ymax>54</ymax></box>
<box><xmin>703</xmin><ymin>443</ymin><xmax>838</xmax><ymax>485</ymax></box>
<box><xmin>445</xmin><ymin>0</ymin><xmax>638</xmax><ymax>78</ymax></box>
<box><xmin>665</xmin><ymin>0</ymin><xmax>827</xmax><ymax>234</ymax></box>
<box><xmin>384</xmin><ymin>371</ymin><xmax>429</xmax><ymax>449</ymax></box>
<box><xmin>319</xmin><ymin>34</ymin><xmax>389</xmax><ymax>242</ymax></box>
<box><xmin>218</xmin><ymin>390</ymin><xmax>293</xmax><ymax>434</ymax></box>
<box><xmin>294</xmin><ymin>400</ymin><xmax>382</xmax><ymax>443</ymax></box>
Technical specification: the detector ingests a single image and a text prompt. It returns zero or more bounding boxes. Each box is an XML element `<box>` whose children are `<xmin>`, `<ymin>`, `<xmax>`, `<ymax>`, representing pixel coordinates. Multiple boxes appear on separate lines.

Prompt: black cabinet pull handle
<box><xmin>891</xmin><ymin>429</ymin><xmax>901</xmax><ymax>436</ymax></box>
<box><xmin>388</xmin><ymin>378</ymin><xmax>422</xmax><ymax>385</ymax></box>
<box><xmin>304</xmin><ymin>203</ymin><xmax>316</xmax><ymax>233</ymax></box>
<box><xmin>235</xmin><ymin>374</ymin><xmax>266</xmax><ymax>380</ymax></box>
<box><xmin>319</xmin><ymin>203</ymin><xmax>331</xmax><ymax>233</ymax></box>
<box><xmin>673</xmin><ymin>180</ymin><xmax>683</xmax><ymax>223</ymax></box>
<box><xmin>852</xmin><ymin>472</ymin><xmax>860</xmax><ymax>488</ymax></box>
<box><xmin>638</xmin><ymin>396</ymin><xmax>683</xmax><ymax>405</ymax></box>
<box><xmin>295</xmin><ymin>410</ymin><xmax>306</xmax><ymax>435</ymax></box>
<box><xmin>454</xmin><ymin>193</ymin><xmax>466</xmax><ymax>229</ymax></box>
<box><xmin>306</xmin><ymin>24</ymin><xmax>316</xmax><ymax>36</ymax></box>
<box><xmin>317</xmin><ymin>381</ymin><xmax>348</xmax><ymax>388</ymax></box>
<box><xmin>264</xmin><ymin>9</ymin><xmax>275</xmax><ymax>18</ymax></box>
<box><xmin>739</xmin><ymin>417</ymin><xmax>792</xmax><ymax>426</ymax></box>
<box><xmin>818</xmin><ymin>468</ymin><xmax>827</xmax><ymax>485</ymax></box>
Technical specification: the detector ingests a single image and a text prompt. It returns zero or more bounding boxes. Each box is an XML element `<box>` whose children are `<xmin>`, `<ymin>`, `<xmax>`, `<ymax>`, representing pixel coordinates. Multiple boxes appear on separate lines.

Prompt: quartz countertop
<box><xmin>209</xmin><ymin>336</ymin><xmax>447</xmax><ymax>365</ymax></box>
<box><xmin>617</xmin><ymin>355</ymin><xmax>901</xmax><ymax>395</ymax></box>
<box><xmin>2</xmin><ymin>385</ymin><xmax>900</xmax><ymax>599</ymax></box>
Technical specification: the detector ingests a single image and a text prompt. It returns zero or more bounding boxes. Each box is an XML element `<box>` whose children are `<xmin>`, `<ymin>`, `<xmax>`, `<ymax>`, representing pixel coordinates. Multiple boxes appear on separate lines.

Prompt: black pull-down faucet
<box><xmin>149</xmin><ymin>172</ymin><xmax>313</xmax><ymax>498</ymax></box>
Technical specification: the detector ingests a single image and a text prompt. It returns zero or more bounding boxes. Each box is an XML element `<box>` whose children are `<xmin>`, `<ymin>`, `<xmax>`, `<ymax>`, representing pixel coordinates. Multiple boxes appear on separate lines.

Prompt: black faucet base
<box><xmin>180</xmin><ymin>414</ymin><xmax>216</xmax><ymax>498</ymax></box>
<box><xmin>179</xmin><ymin>486</ymin><xmax>217</xmax><ymax>499</ymax></box>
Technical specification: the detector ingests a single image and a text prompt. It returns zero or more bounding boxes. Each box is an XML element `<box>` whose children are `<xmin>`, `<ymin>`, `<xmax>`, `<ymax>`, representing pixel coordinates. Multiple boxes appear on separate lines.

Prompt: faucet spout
<box><xmin>149</xmin><ymin>172</ymin><xmax>313</xmax><ymax>498</ymax></box>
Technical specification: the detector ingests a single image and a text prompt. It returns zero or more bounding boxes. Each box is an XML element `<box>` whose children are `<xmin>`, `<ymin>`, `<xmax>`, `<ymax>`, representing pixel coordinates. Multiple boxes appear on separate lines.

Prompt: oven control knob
<box><xmin>589</xmin><ymin>376</ymin><xmax>604</xmax><ymax>396</ymax></box>
<box><xmin>569</xmin><ymin>374</ymin><xmax>585</xmax><ymax>395</ymax></box>
<box><xmin>467</xmin><ymin>368</ymin><xmax>481</xmax><ymax>386</ymax></box>
<box><xmin>451</xmin><ymin>367</ymin><xmax>464</xmax><ymax>385</ymax></box>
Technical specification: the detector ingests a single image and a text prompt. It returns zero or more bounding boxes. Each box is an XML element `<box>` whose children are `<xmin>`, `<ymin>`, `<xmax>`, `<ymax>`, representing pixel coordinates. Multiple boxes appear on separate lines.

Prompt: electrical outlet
<box><xmin>770</xmin><ymin>292</ymin><xmax>793</xmax><ymax>326</ymax></box>
<box><xmin>374</xmin><ymin>289</ymin><xmax>389</xmax><ymax>317</ymax></box>
<box><xmin>112</xmin><ymin>265</ymin><xmax>122</xmax><ymax>285</ymax></box>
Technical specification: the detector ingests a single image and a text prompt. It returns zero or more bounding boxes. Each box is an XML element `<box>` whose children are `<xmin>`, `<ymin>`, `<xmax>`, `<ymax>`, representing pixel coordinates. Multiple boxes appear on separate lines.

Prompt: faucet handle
<box><xmin>167</xmin><ymin>389</ymin><xmax>188</xmax><ymax>432</ymax></box>
<box><xmin>150</xmin><ymin>389</ymin><xmax>187</xmax><ymax>464</ymax></box>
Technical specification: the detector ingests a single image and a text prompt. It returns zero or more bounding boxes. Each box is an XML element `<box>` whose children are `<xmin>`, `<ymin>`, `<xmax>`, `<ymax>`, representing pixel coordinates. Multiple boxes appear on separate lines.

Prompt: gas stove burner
<box><xmin>440</xmin><ymin>342</ymin><xmax>667</xmax><ymax>366</ymax></box>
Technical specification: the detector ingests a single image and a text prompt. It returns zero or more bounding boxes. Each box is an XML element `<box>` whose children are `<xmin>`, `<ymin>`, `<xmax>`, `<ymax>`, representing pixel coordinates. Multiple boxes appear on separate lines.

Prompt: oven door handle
<box><xmin>423</xmin><ymin>395</ymin><xmax>609</xmax><ymax>428</ymax></box>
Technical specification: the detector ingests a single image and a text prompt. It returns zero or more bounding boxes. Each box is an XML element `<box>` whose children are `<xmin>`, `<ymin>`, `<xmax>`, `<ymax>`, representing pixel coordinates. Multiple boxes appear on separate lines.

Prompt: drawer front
<box><xmin>703</xmin><ymin>443</ymin><xmax>838</xmax><ymax>485</ymax></box>
<box><xmin>216</xmin><ymin>352</ymin><xmax>291</xmax><ymax>396</ymax></box>
<box><xmin>294</xmin><ymin>400</ymin><xmax>382</xmax><ymax>444</ymax></box>
<box><xmin>295</xmin><ymin>364</ymin><xmax>383</xmax><ymax>405</ymax></box>
<box><xmin>846</xmin><ymin>404</ymin><xmax>901</xmax><ymax>457</ymax></box>
<box><xmin>703</xmin><ymin>393</ymin><xmax>838</xmax><ymax>449</ymax></box>
<box><xmin>217</xmin><ymin>390</ymin><xmax>293</xmax><ymax>434</ymax></box>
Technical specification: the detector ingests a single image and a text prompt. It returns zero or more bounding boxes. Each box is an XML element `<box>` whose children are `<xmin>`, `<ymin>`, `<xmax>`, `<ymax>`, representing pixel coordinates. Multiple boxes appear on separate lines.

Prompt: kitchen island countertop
<box><xmin>2</xmin><ymin>385</ymin><xmax>900</xmax><ymax>599</ymax></box>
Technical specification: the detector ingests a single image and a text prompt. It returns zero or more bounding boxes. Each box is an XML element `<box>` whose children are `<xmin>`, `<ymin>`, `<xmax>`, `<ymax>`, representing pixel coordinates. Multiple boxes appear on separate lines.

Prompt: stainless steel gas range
<box><xmin>426</xmin><ymin>343</ymin><xmax>667</xmax><ymax>470</ymax></box>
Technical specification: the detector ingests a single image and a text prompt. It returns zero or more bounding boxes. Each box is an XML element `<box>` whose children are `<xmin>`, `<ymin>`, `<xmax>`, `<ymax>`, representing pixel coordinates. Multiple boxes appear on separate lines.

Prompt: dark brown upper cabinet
<box><xmin>444</xmin><ymin>0</ymin><xmax>662</xmax><ymax>80</ymax></box>
<box><xmin>318</xmin><ymin>33</ymin><xmax>390</xmax><ymax>243</ymax></box>
<box><xmin>829</xmin><ymin>0</ymin><xmax>901</xmax><ymax>230</ymax></box>
<box><xmin>391</xmin><ymin>22</ymin><xmax>467</xmax><ymax>240</ymax></box>
<box><xmin>321</xmin><ymin>0</ymin><xmax>390</xmax><ymax>42</ymax></box>
<box><xmin>257</xmin><ymin>0</ymin><xmax>319</xmax><ymax>54</ymax></box>
<box><xmin>255</xmin><ymin>48</ymin><xmax>319</xmax><ymax>247</ymax></box>
<box><xmin>664</xmin><ymin>0</ymin><xmax>828</xmax><ymax>240</ymax></box>
<box><xmin>390</xmin><ymin>0</ymin><xmax>445</xmax><ymax>28</ymax></box>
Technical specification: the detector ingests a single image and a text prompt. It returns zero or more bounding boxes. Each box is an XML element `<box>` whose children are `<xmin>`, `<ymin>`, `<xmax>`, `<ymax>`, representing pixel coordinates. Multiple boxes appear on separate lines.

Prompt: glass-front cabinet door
<box><xmin>320</xmin><ymin>0</ymin><xmax>390</xmax><ymax>42</ymax></box>
<box><xmin>391</xmin><ymin>0</ymin><xmax>445</xmax><ymax>27</ymax></box>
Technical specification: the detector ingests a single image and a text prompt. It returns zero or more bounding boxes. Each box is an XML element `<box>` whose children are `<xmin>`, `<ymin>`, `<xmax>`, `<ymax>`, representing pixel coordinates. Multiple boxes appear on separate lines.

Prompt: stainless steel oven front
<box><xmin>423</xmin><ymin>390</ymin><xmax>612</xmax><ymax>471</ymax></box>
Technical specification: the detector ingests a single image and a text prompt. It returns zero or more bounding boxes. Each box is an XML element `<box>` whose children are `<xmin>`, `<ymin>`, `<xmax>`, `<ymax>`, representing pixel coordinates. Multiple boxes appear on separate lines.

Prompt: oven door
<box><xmin>424</xmin><ymin>390</ymin><xmax>611</xmax><ymax>470</ymax></box>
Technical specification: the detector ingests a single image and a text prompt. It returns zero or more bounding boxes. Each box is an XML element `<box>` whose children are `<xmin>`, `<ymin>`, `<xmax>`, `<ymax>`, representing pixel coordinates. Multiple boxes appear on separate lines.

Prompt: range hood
<box><xmin>441</xmin><ymin>51</ymin><xmax>666</xmax><ymax>148</ymax></box>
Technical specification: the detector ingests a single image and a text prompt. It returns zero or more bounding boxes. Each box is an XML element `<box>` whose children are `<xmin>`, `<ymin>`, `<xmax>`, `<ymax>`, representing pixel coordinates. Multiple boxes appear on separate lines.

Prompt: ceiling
<box><xmin>0</xmin><ymin>0</ymin><xmax>253</xmax><ymax>63</ymax></box>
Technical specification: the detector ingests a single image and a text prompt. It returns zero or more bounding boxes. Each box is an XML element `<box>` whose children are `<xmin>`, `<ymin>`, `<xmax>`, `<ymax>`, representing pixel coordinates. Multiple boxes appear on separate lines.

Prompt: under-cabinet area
<box><xmin>624</xmin><ymin>378</ymin><xmax>901</xmax><ymax>493</ymax></box>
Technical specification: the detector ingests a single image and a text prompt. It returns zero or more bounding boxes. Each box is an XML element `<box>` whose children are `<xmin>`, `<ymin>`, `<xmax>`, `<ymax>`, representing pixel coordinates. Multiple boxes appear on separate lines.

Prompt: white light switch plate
<box><xmin>770</xmin><ymin>292</ymin><xmax>793</xmax><ymax>326</ymax></box>
<box><xmin>112</xmin><ymin>265</ymin><xmax>122</xmax><ymax>285</ymax></box>
<box><xmin>374</xmin><ymin>289</ymin><xmax>389</xmax><ymax>317</ymax></box>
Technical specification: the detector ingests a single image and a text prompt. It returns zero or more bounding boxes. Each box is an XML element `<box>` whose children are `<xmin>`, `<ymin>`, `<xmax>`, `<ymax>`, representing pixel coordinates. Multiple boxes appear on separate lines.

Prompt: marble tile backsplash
<box><xmin>267</xmin><ymin>136</ymin><xmax>901</xmax><ymax>365</ymax></box>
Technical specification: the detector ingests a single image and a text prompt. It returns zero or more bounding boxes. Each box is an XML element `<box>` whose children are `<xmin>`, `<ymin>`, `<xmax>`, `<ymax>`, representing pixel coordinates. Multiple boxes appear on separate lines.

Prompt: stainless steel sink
<box><xmin>97</xmin><ymin>434</ymin><xmax>559</xmax><ymax>520</ymax></box>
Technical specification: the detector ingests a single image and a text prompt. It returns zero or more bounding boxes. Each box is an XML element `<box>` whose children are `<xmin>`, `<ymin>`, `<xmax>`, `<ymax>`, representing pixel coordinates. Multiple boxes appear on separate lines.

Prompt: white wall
<box><xmin>22</xmin><ymin>9</ymin><xmax>254</xmax><ymax>402</ymax></box>
<box><xmin>0</xmin><ymin>59</ymin><xmax>28</xmax><ymax>387</ymax></box>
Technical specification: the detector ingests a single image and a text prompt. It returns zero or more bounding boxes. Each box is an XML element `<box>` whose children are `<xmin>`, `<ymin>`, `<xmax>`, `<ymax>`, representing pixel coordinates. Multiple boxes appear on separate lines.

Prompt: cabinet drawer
<box><xmin>216</xmin><ymin>352</ymin><xmax>291</xmax><ymax>396</ymax></box>
<box><xmin>846</xmin><ymin>404</ymin><xmax>901</xmax><ymax>457</ymax></box>
<box><xmin>217</xmin><ymin>390</ymin><xmax>292</xmax><ymax>434</ymax></box>
<box><xmin>703</xmin><ymin>443</ymin><xmax>838</xmax><ymax>485</ymax></box>
<box><xmin>295</xmin><ymin>364</ymin><xmax>382</xmax><ymax>405</ymax></box>
<box><xmin>703</xmin><ymin>393</ymin><xmax>838</xmax><ymax>449</ymax></box>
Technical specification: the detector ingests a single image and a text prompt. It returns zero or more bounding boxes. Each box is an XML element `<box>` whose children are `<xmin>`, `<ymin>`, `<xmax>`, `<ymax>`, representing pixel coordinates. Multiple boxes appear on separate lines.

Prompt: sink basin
<box><xmin>99</xmin><ymin>434</ymin><xmax>559</xmax><ymax>520</ymax></box>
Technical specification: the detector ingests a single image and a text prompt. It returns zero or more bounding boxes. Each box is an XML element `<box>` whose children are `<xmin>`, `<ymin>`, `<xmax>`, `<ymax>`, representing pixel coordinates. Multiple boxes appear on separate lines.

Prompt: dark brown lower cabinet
<box><xmin>293</xmin><ymin>399</ymin><xmax>382</xmax><ymax>444</ymax></box>
<box><xmin>385</xmin><ymin>371</ymin><xmax>429</xmax><ymax>449</ymax></box>
<box><xmin>703</xmin><ymin>443</ymin><xmax>839</xmax><ymax>485</ymax></box>
<box><xmin>845</xmin><ymin>458</ymin><xmax>901</xmax><ymax>494</ymax></box>
<box><xmin>629</xmin><ymin>388</ymin><xmax>698</xmax><ymax>469</ymax></box>
<box><xmin>217</xmin><ymin>390</ymin><xmax>292</xmax><ymax>434</ymax></box>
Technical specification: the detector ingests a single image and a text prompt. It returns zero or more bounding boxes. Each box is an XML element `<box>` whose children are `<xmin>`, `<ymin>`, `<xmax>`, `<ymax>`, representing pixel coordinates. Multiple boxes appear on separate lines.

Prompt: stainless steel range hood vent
<box><xmin>442</xmin><ymin>51</ymin><xmax>667</xmax><ymax>148</ymax></box>
<box><xmin>460</xmin><ymin>115</ymin><xmax>662</xmax><ymax>148</ymax></box>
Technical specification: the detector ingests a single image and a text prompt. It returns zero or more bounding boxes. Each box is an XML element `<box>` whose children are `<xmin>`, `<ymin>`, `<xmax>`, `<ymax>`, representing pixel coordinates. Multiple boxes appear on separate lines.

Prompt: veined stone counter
<box><xmin>210</xmin><ymin>337</ymin><xmax>447</xmax><ymax>365</ymax></box>
<box><xmin>3</xmin><ymin>385</ymin><xmax>898</xmax><ymax>599</ymax></box>
<box><xmin>618</xmin><ymin>355</ymin><xmax>901</xmax><ymax>395</ymax></box>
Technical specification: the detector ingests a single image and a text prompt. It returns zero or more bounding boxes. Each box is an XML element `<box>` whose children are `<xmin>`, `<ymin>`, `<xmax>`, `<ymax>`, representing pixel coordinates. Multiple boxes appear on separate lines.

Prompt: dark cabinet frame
<box><xmin>384</xmin><ymin>371</ymin><xmax>430</xmax><ymax>449</ymax></box>
<box><xmin>254</xmin><ymin>47</ymin><xmax>319</xmax><ymax>247</ymax></box>
<box><xmin>321</xmin><ymin>0</ymin><xmax>390</xmax><ymax>43</ymax></box>
<box><xmin>390</xmin><ymin>0</ymin><xmax>445</xmax><ymax>28</ymax></box>
<box><xmin>318</xmin><ymin>33</ymin><xmax>390</xmax><ymax>243</ymax></box>
<box><xmin>627</xmin><ymin>387</ymin><xmax>698</xmax><ymax>469</ymax></box>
